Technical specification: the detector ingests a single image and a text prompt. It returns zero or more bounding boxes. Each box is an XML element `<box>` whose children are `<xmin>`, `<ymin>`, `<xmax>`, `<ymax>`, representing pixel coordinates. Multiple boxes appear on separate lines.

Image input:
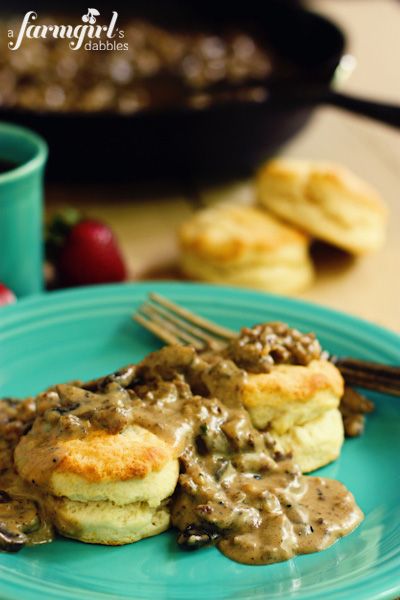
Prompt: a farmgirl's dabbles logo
<box><xmin>8</xmin><ymin>9</ymin><xmax>128</xmax><ymax>51</ymax></box>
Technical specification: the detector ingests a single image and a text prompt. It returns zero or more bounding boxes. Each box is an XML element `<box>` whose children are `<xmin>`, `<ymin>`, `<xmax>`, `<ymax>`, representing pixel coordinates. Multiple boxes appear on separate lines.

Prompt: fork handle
<box><xmin>322</xmin><ymin>90</ymin><xmax>400</xmax><ymax>129</ymax></box>
<box><xmin>332</xmin><ymin>357</ymin><xmax>400</xmax><ymax>396</ymax></box>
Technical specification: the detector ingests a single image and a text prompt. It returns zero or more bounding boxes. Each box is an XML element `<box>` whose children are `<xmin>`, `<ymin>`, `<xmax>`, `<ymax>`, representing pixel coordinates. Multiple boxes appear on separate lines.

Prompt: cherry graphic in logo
<box><xmin>82</xmin><ymin>8</ymin><xmax>100</xmax><ymax>25</ymax></box>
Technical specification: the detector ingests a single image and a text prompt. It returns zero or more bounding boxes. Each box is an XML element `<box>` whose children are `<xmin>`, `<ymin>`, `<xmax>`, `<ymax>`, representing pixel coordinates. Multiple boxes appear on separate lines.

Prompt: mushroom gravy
<box><xmin>0</xmin><ymin>334</ymin><xmax>363</xmax><ymax>562</ymax></box>
<box><xmin>225</xmin><ymin>322</ymin><xmax>325</xmax><ymax>374</ymax></box>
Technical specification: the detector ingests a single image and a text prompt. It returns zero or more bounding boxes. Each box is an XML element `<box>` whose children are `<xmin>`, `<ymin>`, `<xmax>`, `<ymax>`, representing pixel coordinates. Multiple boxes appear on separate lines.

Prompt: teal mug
<box><xmin>0</xmin><ymin>122</ymin><xmax>48</xmax><ymax>297</ymax></box>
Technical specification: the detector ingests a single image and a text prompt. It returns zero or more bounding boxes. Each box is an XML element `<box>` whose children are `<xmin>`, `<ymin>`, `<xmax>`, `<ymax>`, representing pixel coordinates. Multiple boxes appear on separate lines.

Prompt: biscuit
<box><xmin>257</xmin><ymin>158</ymin><xmax>388</xmax><ymax>255</ymax></box>
<box><xmin>241</xmin><ymin>359</ymin><xmax>344</xmax><ymax>433</ymax></box>
<box><xmin>15</xmin><ymin>425</ymin><xmax>179</xmax><ymax>545</ymax></box>
<box><xmin>203</xmin><ymin>358</ymin><xmax>344</xmax><ymax>472</ymax></box>
<box><xmin>179</xmin><ymin>204</ymin><xmax>314</xmax><ymax>294</ymax></box>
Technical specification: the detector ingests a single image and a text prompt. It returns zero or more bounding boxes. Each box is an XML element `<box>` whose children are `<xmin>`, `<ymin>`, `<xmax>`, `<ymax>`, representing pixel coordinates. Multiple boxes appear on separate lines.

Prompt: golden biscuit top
<box><xmin>57</xmin><ymin>426</ymin><xmax>172</xmax><ymax>481</ymax></box>
<box><xmin>15</xmin><ymin>425</ymin><xmax>173</xmax><ymax>486</ymax></box>
<box><xmin>242</xmin><ymin>359</ymin><xmax>344</xmax><ymax>408</ymax></box>
<box><xmin>258</xmin><ymin>158</ymin><xmax>388</xmax><ymax>216</ymax></box>
<box><xmin>179</xmin><ymin>204</ymin><xmax>309</xmax><ymax>263</ymax></box>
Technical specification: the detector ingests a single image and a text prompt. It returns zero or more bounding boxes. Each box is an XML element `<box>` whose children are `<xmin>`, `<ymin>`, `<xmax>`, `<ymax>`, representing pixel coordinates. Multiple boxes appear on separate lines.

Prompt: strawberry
<box><xmin>0</xmin><ymin>283</ymin><xmax>16</xmax><ymax>306</ymax></box>
<box><xmin>47</xmin><ymin>214</ymin><xmax>126</xmax><ymax>287</ymax></box>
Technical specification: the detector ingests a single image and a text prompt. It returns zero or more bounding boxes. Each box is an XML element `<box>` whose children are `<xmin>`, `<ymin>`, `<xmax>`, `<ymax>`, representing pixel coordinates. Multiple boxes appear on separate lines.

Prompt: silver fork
<box><xmin>133</xmin><ymin>293</ymin><xmax>400</xmax><ymax>396</ymax></box>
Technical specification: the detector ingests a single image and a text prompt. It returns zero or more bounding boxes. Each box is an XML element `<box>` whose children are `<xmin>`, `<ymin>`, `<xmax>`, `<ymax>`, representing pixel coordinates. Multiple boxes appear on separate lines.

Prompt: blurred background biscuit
<box><xmin>257</xmin><ymin>158</ymin><xmax>388</xmax><ymax>255</ymax></box>
<box><xmin>179</xmin><ymin>204</ymin><xmax>314</xmax><ymax>294</ymax></box>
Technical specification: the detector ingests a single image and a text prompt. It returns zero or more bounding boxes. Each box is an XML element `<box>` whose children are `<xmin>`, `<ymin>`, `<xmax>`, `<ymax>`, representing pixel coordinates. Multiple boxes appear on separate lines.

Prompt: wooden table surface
<box><xmin>47</xmin><ymin>0</ymin><xmax>400</xmax><ymax>332</ymax></box>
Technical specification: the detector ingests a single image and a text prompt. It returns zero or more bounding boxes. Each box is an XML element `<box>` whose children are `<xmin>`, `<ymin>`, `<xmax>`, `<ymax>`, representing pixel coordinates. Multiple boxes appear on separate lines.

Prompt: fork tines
<box><xmin>133</xmin><ymin>293</ymin><xmax>400</xmax><ymax>397</ymax></box>
<box><xmin>133</xmin><ymin>293</ymin><xmax>235</xmax><ymax>351</ymax></box>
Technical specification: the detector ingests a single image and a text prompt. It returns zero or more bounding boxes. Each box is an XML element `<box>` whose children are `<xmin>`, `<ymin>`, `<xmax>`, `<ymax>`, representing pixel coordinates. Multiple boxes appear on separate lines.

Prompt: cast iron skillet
<box><xmin>1</xmin><ymin>0</ymin><xmax>399</xmax><ymax>182</ymax></box>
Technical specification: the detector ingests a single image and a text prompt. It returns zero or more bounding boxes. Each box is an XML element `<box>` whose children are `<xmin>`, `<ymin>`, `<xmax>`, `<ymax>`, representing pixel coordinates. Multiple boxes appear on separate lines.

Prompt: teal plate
<box><xmin>0</xmin><ymin>282</ymin><xmax>399</xmax><ymax>600</ymax></box>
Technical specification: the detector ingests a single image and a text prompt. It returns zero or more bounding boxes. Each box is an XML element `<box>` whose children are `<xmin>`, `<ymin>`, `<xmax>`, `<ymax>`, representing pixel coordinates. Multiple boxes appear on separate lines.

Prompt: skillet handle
<box><xmin>322</xmin><ymin>90</ymin><xmax>400</xmax><ymax>128</ymax></box>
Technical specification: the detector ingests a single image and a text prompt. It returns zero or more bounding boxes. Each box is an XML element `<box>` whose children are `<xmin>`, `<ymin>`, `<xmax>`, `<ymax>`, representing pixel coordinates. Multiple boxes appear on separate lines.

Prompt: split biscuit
<box><xmin>15</xmin><ymin>425</ymin><xmax>179</xmax><ymax>545</ymax></box>
<box><xmin>257</xmin><ymin>158</ymin><xmax>388</xmax><ymax>254</ymax></box>
<box><xmin>204</xmin><ymin>359</ymin><xmax>344</xmax><ymax>472</ymax></box>
<box><xmin>179</xmin><ymin>203</ymin><xmax>314</xmax><ymax>294</ymax></box>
